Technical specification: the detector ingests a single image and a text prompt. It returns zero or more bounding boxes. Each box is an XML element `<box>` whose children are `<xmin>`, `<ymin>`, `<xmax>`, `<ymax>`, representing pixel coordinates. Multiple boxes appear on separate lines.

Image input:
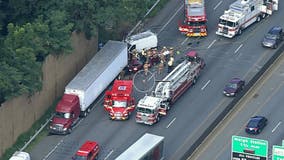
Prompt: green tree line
<box><xmin>0</xmin><ymin>0</ymin><xmax>157</xmax><ymax>103</ymax></box>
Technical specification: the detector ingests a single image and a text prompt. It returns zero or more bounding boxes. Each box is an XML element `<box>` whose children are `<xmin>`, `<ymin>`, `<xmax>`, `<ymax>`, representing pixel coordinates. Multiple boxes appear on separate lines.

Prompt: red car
<box><xmin>73</xmin><ymin>141</ymin><xmax>99</xmax><ymax>160</ymax></box>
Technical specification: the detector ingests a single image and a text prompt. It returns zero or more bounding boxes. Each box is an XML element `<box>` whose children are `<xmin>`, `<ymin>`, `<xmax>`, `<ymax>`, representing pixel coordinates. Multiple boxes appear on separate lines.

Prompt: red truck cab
<box><xmin>73</xmin><ymin>141</ymin><xmax>99</xmax><ymax>160</ymax></box>
<box><xmin>104</xmin><ymin>80</ymin><xmax>135</xmax><ymax>120</ymax></box>
<box><xmin>49</xmin><ymin>94</ymin><xmax>80</xmax><ymax>134</ymax></box>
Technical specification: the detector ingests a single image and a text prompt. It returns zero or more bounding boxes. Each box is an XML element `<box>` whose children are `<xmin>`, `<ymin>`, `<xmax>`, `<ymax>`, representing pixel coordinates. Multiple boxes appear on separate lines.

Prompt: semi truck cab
<box><xmin>49</xmin><ymin>94</ymin><xmax>80</xmax><ymax>134</ymax></box>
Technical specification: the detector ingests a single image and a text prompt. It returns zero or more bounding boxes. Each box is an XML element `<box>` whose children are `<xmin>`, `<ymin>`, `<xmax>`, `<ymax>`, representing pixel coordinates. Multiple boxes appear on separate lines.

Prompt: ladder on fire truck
<box><xmin>155</xmin><ymin>60</ymin><xmax>198</xmax><ymax>98</ymax></box>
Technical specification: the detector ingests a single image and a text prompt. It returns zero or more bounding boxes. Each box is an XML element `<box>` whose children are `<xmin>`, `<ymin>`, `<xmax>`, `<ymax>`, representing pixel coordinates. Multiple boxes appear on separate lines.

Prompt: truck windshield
<box><xmin>113</xmin><ymin>101</ymin><xmax>127</xmax><ymax>107</ymax></box>
<box><xmin>219</xmin><ymin>19</ymin><xmax>235</xmax><ymax>27</ymax></box>
<box><xmin>188</xmin><ymin>21</ymin><xmax>206</xmax><ymax>26</ymax></box>
<box><xmin>136</xmin><ymin>107</ymin><xmax>154</xmax><ymax>114</ymax></box>
<box><xmin>55</xmin><ymin>112</ymin><xmax>71</xmax><ymax>119</ymax></box>
<box><xmin>73</xmin><ymin>155</ymin><xmax>87</xmax><ymax>160</ymax></box>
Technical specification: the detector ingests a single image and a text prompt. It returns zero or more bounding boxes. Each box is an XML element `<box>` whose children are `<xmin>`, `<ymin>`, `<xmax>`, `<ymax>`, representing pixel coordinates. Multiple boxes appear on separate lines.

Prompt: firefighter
<box><xmin>159</xmin><ymin>51</ymin><xmax>166</xmax><ymax>66</ymax></box>
<box><xmin>169</xmin><ymin>47</ymin><xmax>174</xmax><ymax>57</ymax></box>
<box><xmin>158</xmin><ymin>61</ymin><xmax>164</xmax><ymax>74</ymax></box>
<box><xmin>146</xmin><ymin>49</ymin><xmax>152</xmax><ymax>63</ymax></box>
<box><xmin>143</xmin><ymin>62</ymin><xmax>149</xmax><ymax>76</ymax></box>
<box><xmin>167</xmin><ymin>56</ymin><xmax>174</xmax><ymax>73</ymax></box>
<box><xmin>141</xmin><ymin>49</ymin><xmax>147</xmax><ymax>64</ymax></box>
<box><xmin>152</xmin><ymin>48</ymin><xmax>159</xmax><ymax>65</ymax></box>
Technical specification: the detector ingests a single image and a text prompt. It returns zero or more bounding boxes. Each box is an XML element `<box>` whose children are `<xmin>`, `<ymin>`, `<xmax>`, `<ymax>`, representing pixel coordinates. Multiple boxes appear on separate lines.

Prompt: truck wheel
<box><xmin>238</xmin><ymin>29</ymin><xmax>242</xmax><ymax>35</ymax></box>
<box><xmin>193</xmin><ymin>77</ymin><xmax>197</xmax><ymax>85</ymax></box>
<box><xmin>83</xmin><ymin>111</ymin><xmax>88</xmax><ymax>117</ymax></box>
<box><xmin>261</xmin><ymin>13</ymin><xmax>266</xmax><ymax>19</ymax></box>
<box><xmin>68</xmin><ymin>128</ymin><xmax>72</xmax><ymax>134</ymax></box>
<box><xmin>87</xmin><ymin>107</ymin><xmax>91</xmax><ymax>113</ymax></box>
<box><xmin>256</xmin><ymin>16</ymin><xmax>261</xmax><ymax>22</ymax></box>
<box><xmin>156</xmin><ymin>116</ymin><xmax>160</xmax><ymax>123</ymax></box>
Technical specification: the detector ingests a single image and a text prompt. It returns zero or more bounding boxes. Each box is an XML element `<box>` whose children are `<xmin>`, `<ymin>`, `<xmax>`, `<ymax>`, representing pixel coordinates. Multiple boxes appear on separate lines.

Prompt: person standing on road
<box><xmin>143</xmin><ymin>62</ymin><xmax>149</xmax><ymax>76</ymax></box>
<box><xmin>158</xmin><ymin>61</ymin><xmax>164</xmax><ymax>74</ymax></box>
<box><xmin>167</xmin><ymin>56</ymin><xmax>174</xmax><ymax>73</ymax></box>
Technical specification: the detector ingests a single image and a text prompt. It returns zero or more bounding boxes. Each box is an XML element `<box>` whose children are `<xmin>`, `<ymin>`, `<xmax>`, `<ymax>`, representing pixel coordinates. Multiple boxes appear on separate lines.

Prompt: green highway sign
<box><xmin>273</xmin><ymin>145</ymin><xmax>284</xmax><ymax>160</ymax></box>
<box><xmin>232</xmin><ymin>135</ymin><xmax>268</xmax><ymax>160</ymax></box>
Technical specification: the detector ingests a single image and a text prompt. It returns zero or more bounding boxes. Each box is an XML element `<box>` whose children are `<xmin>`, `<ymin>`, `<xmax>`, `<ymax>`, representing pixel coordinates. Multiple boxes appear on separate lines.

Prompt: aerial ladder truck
<box><xmin>136</xmin><ymin>56</ymin><xmax>204</xmax><ymax>125</ymax></box>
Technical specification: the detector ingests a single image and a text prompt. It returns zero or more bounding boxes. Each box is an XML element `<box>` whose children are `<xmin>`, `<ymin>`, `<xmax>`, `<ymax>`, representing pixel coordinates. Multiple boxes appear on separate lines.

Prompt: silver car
<box><xmin>262</xmin><ymin>26</ymin><xmax>283</xmax><ymax>49</ymax></box>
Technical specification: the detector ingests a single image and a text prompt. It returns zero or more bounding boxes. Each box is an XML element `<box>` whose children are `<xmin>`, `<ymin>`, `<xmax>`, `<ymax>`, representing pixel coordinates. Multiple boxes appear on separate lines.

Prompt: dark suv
<box><xmin>262</xmin><ymin>26</ymin><xmax>283</xmax><ymax>49</ymax></box>
<box><xmin>245</xmin><ymin>116</ymin><xmax>267</xmax><ymax>134</ymax></box>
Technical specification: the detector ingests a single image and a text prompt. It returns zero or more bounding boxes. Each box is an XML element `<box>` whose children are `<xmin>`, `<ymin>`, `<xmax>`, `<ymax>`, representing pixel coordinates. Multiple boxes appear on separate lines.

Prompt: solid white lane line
<box><xmin>166</xmin><ymin>117</ymin><xmax>176</xmax><ymax>128</ymax></box>
<box><xmin>214</xmin><ymin>1</ymin><xmax>223</xmax><ymax>10</ymax></box>
<box><xmin>104</xmin><ymin>150</ymin><xmax>114</xmax><ymax>160</ymax></box>
<box><xmin>272</xmin><ymin>121</ymin><xmax>282</xmax><ymax>133</ymax></box>
<box><xmin>181</xmin><ymin>37</ymin><xmax>189</xmax><ymax>45</ymax></box>
<box><xmin>201</xmin><ymin>80</ymin><xmax>211</xmax><ymax>90</ymax></box>
<box><xmin>234</xmin><ymin>44</ymin><xmax>243</xmax><ymax>54</ymax></box>
<box><xmin>158</xmin><ymin>5</ymin><xmax>183</xmax><ymax>35</ymax></box>
<box><xmin>207</xmin><ymin>39</ymin><xmax>217</xmax><ymax>49</ymax></box>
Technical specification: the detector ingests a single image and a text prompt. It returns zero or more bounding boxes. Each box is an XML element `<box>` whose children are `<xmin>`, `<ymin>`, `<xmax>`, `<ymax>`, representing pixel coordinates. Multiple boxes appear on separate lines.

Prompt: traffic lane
<box><xmin>104</xmin><ymin>12</ymin><xmax>284</xmax><ymax>159</ymax></box>
<box><xmin>189</xmin><ymin>53</ymin><xmax>284</xmax><ymax>160</ymax></box>
<box><xmin>213</xmin><ymin>82</ymin><xmax>284</xmax><ymax>160</ymax></box>
<box><xmin>155</xmin><ymin>0</ymin><xmax>235</xmax><ymax>48</ymax></box>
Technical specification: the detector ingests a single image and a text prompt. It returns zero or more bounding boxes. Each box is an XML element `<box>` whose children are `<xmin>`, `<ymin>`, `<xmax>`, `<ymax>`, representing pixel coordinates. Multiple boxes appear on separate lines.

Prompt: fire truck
<box><xmin>136</xmin><ymin>96</ymin><xmax>162</xmax><ymax>125</ymax></box>
<box><xmin>216</xmin><ymin>0</ymin><xmax>279</xmax><ymax>38</ymax></box>
<box><xmin>178</xmin><ymin>0</ymin><xmax>207</xmax><ymax>37</ymax></box>
<box><xmin>136</xmin><ymin>53</ymin><xmax>204</xmax><ymax>125</ymax></box>
<box><xmin>104</xmin><ymin>80</ymin><xmax>135</xmax><ymax>120</ymax></box>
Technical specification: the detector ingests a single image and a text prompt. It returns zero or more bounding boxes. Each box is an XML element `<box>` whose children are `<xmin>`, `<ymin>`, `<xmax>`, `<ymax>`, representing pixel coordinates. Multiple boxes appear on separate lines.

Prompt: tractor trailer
<box><xmin>49</xmin><ymin>40</ymin><xmax>128</xmax><ymax>134</ymax></box>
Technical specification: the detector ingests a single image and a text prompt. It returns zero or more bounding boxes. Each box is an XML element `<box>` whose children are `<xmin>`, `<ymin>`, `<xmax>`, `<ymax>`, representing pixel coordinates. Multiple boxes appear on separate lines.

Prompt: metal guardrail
<box><xmin>19</xmin><ymin>114</ymin><xmax>54</xmax><ymax>152</ymax></box>
<box><xmin>178</xmin><ymin>43</ymin><xmax>284</xmax><ymax>160</ymax></box>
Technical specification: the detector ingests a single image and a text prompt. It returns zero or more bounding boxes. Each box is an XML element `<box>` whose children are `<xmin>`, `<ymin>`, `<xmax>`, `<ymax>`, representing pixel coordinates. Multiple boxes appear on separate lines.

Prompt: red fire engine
<box><xmin>72</xmin><ymin>141</ymin><xmax>99</xmax><ymax>160</ymax></box>
<box><xmin>178</xmin><ymin>0</ymin><xmax>207</xmax><ymax>37</ymax></box>
<box><xmin>104</xmin><ymin>80</ymin><xmax>135</xmax><ymax>120</ymax></box>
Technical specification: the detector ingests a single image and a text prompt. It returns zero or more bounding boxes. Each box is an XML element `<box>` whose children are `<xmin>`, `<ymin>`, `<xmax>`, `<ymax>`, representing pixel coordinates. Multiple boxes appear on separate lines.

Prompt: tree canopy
<box><xmin>0</xmin><ymin>0</ymin><xmax>158</xmax><ymax>103</ymax></box>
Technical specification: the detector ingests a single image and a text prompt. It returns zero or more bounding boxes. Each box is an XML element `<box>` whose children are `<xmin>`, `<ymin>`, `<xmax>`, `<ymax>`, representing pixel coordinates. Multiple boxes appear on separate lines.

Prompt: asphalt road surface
<box><xmin>30</xmin><ymin>0</ymin><xmax>284</xmax><ymax>159</ymax></box>
<box><xmin>188</xmin><ymin>51</ymin><xmax>284</xmax><ymax>160</ymax></box>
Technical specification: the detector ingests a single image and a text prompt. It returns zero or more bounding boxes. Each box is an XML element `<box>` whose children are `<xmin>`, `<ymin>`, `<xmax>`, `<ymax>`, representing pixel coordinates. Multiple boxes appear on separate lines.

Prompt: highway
<box><xmin>188</xmin><ymin>51</ymin><xmax>284</xmax><ymax>160</ymax></box>
<box><xmin>30</xmin><ymin>0</ymin><xmax>284</xmax><ymax>159</ymax></box>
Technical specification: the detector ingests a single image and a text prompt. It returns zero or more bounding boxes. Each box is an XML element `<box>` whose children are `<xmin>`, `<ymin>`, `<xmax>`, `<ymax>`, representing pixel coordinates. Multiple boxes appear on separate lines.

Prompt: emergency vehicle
<box><xmin>136</xmin><ymin>96</ymin><xmax>162</xmax><ymax>125</ymax></box>
<box><xmin>72</xmin><ymin>141</ymin><xmax>99</xmax><ymax>160</ymax></box>
<box><xmin>216</xmin><ymin>0</ymin><xmax>279</xmax><ymax>38</ymax></box>
<box><xmin>178</xmin><ymin>0</ymin><xmax>207</xmax><ymax>37</ymax></box>
<box><xmin>104</xmin><ymin>80</ymin><xmax>135</xmax><ymax>120</ymax></box>
<box><xmin>136</xmin><ymin>52</ymin><xmax>204</xmax><ymax>124</ymax></box>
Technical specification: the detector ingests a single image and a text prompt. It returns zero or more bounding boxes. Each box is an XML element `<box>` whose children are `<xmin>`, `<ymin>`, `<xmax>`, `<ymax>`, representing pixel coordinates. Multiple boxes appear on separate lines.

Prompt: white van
<box><xmin>125</xmin><ymin>31</ymin><xmax>158</xmax><ymax>52</ymax></box>
<box><xmin>9</xmin><ymin>151</ymin><xmax>31</xmax><ymax>160</ymax></box>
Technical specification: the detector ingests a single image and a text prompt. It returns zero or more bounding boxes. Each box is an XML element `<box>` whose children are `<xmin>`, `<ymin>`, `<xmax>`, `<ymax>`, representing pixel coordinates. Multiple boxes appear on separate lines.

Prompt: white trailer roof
<box><xmin>125</xmin><ymin>31</ymin><xmax>155</xmax><ymax>43</ymax></box>
<box><xmin>115</xmin><ymin>133</ymin><xmax>164</xmax><ymax>160</ymax></box>
<box><xmin>66</xmin><ymin>40</ymin><xmax>127</xmax><ymax>91</ymax></box>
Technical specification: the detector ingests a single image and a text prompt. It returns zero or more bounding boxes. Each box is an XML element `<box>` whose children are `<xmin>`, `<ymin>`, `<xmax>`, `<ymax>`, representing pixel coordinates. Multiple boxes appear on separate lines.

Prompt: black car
<box><xmin>262</xmin><ymin>26</ymin><xmax>283</xmax><ymax>49</ymax></box>
<box><xmin>245</xmin><ymin>116</ymin><xmax>267</xmax><ymax>134</ymax></box>
<box><xmin>223</xmin><ymin>78</ymin><xmax>245</xmax><ymax>97</ymax></box>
